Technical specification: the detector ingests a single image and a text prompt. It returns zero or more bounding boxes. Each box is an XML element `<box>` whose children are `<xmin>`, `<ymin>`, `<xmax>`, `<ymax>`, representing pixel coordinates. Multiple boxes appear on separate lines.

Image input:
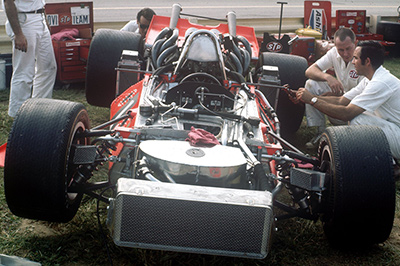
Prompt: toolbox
<box><xmin>336</xmin><ymin>10</ymin><xmax>367</xmax><ymax>34</ymax></box>
<box><xmin>45</xmin><ymin>2</ymin><xmax>93</xmax><ymax>83</ymax></box>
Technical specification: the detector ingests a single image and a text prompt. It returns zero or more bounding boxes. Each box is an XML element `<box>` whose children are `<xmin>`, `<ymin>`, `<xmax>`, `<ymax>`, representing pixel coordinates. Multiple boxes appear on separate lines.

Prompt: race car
<box><xmin>1</xmin><ymin>4</ymin><xmax>395</xmax><ymax>259</ymax></box>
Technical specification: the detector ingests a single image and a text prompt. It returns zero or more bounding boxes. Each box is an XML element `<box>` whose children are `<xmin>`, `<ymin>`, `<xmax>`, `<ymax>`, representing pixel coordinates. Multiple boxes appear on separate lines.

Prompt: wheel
<box><xmin>318</xmin><ymin>125</ymin><xmax>395</xmax><ymax>247</ymax></box>
<box><xmin>4</xmin><ymin>98</ymin><xmax>90</xmax><ymax>222</ymax></box>
<box><xmin>86</xmin><ymin>29</ymin><xmax>142</xmax><ymax>107</ymax></box>
<box><xmin>257</xmin><ymin>52</ymin><xmax>308</xmax><ymax>137</ymax></box>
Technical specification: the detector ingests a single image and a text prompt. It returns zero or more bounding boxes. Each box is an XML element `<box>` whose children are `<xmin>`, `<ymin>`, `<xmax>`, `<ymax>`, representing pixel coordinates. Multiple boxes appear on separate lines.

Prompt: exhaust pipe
<box><xmin>227</xmin><ymin>11</ymin><xmax>236</xmax><ymax>37</ymax></box>
<box><xmin>169</xmin><ymin>3</ymin><xmax>182</xmax><ymax>29</ymax></box>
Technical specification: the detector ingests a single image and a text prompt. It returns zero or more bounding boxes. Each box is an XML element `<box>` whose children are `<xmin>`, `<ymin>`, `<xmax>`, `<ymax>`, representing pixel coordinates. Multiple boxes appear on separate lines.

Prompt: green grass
<box><xmin>0</xmin><ymin>58</ymin><xmax>400</xmax><ymax>265</ymax></box>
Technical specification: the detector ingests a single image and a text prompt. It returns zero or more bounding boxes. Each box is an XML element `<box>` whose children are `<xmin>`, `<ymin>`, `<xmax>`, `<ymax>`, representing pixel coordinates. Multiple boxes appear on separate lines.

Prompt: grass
<box><xmin>0</xmin><ymin>58</ymin><xmax>400</xmax><ymax>265</ymax></box>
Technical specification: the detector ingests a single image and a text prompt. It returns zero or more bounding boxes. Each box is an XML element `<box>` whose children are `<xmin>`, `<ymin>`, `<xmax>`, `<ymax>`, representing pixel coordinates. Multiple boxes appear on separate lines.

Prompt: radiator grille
<box><xmin>109</xmin><ymin>179</ymin><xmax>273</xmax><ymax>259</ymax></box>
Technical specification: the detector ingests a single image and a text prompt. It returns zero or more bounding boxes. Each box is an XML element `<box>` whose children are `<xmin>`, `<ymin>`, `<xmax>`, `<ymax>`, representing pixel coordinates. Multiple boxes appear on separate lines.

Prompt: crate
<box><xmin>45</xmin><ymin>2</ymin><xmax>93</xmax><ymax>83</ymax></box>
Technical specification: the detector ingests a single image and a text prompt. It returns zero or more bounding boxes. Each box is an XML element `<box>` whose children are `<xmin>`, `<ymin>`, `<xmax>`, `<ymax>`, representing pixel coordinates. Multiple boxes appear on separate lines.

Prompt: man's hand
<box><xmin>325</xmin><ymin>75</ymin><xmax>344</xmax><ymax>95</ymax></box>
<box><xmin>296</xmin><ymin>88</ymin><xmax>314</xmax><ymax>104</ymax></box>
<box><xmin>14</xmin><ymin>33</ymin><xmax>27</xmax><ymax>52</ymax></box>
<box><xmin>4</xmin><ymin>0</ymin><xmax>28</xmax><ymax>52</ymax></box>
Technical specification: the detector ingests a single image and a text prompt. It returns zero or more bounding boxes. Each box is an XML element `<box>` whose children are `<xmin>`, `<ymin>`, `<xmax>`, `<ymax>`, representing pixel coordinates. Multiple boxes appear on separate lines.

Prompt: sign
<box><xmin>46</xmin><ymin>6</ymin><xmax>90</xmax><ymax>27</ymax></box>
<box><xmin>71</xmin><ymin>6</ymin><xmax>90</xmax><ymax>25</ymax></box>
<box><xmin>304</xmin><ymin>1</ymin><xmax>332</xmax><ymax>37</ymax></box>
<box><xmin>266</xmin><ymin>42</ymin><xmax>283</xmax><ymax>52</ymax></box>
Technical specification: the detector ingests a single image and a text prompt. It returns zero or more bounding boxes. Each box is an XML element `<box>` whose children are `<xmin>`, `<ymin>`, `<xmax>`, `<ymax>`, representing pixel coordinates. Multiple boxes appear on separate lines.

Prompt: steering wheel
<box><xmin>179</xmin><ymin>72</ymin><xmax>221</xmax><ymax>85</ymax></box>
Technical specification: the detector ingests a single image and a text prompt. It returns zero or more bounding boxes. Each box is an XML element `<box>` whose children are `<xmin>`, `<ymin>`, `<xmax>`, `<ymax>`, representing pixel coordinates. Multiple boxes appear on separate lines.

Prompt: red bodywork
<box><xmin>146</xmin><ymin>15</ymin><xmax>259</xmax><ymax>59</ymax></box>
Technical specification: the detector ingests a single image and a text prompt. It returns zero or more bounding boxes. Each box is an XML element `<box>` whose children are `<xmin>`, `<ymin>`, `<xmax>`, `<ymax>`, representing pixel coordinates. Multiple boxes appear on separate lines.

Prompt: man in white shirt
<box><xmin>303</xmin><ymin>28</ymin><xmax>364</xmax><ymax>148</ymax></box>
<box><xmin>121</xmin><ymin>8</ymin><xmax>156</xmax><ymax>39</ymax></box>
<box><xmin>296</xmin><ymin>41</ymin><xmax>400</xmax><ymax>162</ymax></box>
<box><xmin>3</xmin><ymin>0</ymin><xmax>56</xmax><ymax>117</ymax></box>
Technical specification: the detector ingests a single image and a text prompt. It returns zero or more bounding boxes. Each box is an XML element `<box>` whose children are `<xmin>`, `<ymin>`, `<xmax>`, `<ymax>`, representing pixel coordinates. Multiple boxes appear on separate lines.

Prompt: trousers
<box><xmin>7</xmin><ymin>13</ymin><xmax>57</xmax><ymax>117</ymax></box>
<box><xmin>305</xmin><ymin>79</ymin><xmax>347</xmax><ymax>128</ymax></box>
<box><xmin>351</xmin><ymin>113</ymin><xmax>400</xmax><ymax>159</ymax></box>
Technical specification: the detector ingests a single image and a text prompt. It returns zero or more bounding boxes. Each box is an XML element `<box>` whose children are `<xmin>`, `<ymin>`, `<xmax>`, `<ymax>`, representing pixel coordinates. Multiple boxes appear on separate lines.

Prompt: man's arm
<box><xmin>4</xmin><ymin>0</ymin><xmax>27</xmax><ymax>52</ymax></box>
<box><xmin>297</xmin><ymin>87</ymin><xmax>364</xmax><ymax>121</ymax></box>
<box><xmin>305</xmin><ymin>63</ymin><xmax>344</xmax><ymax>95</ymax></box>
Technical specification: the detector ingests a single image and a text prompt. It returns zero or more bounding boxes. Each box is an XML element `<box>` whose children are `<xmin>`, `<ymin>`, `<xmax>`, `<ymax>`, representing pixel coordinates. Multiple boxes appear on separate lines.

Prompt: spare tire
<box><xmin>86</xmin><ymin>29</ymin><xmax>142</xmax><ymax>107</ymax></box>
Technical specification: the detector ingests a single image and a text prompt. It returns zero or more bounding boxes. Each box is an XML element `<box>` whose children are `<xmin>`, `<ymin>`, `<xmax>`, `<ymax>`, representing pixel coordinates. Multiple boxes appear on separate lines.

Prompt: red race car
<box><xmin>1</xmin><ymin>4</ymin><xmax>395</xmax><ymax>259</ymax></box>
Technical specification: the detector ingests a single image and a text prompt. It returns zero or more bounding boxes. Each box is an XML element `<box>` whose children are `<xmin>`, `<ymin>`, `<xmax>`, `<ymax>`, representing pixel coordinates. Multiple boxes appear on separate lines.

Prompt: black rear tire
<box><xmin>86</xmin><ymin>29</ymin><xmax>142</xmax><ymax>107</ymax></box>
<box><xmin>257</xmin><ymin>52</ymin><xmax>307</xmax><ymax>137</ymax></box>
<box><xmin>4</xmin><ymin>98</ymin><xmax>90</xmax><ymax>222</ymax></box>
<box><xmin>318</xmin><ymin>125</ymin><xmax>395</xmax><ymax>247</ymax></box>
<box><xmin>377</xmin><ymin>21</ymin><xmax>400</xmax><ymax>42</ymax></box>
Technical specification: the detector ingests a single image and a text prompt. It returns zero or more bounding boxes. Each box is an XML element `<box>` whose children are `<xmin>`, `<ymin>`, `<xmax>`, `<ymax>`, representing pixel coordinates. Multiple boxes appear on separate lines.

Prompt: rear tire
<box><xmin>318</xmin><ymin>125</ymin><xmax>395</xmax><ymax>247</ymax></box>
<box><xmin>257</xmin><ymin>53</ymin><xmax>307</xmax><ymax>137</ymax></box>
<box><xmin>377</xmin><ymin>21</ymin><xmax>400</xmax><ymax>42</ymax></box>
<box><xmin>86</xmin><ymin>29</ymin><xmax>142</xmax><ymax>107</ymax></box>
<box><xmin>4</xmin><ymin>99</ymin><xmax>90</xmax><ymax>222</ymax></box>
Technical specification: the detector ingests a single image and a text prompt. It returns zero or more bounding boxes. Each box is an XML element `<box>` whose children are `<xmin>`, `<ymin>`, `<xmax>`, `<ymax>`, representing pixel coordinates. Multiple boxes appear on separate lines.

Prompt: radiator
<box><xmin>107</xmin><ymin>178</ymin><xmax>274</xmax><ymax>259</ymax></box>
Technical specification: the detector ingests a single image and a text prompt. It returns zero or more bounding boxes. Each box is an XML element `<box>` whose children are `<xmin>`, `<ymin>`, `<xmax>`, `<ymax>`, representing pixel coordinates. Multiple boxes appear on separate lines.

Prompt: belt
<box><xmin>21</xmin><ymin>8</ymin><xmax>45</xmax><ymax>14</ymax></box>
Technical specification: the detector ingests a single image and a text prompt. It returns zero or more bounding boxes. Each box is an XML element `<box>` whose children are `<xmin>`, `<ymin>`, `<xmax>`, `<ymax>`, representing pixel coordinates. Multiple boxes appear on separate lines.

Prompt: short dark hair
<box><xmin>357</xmin><ymin>40</ymin><xmax>385</xmax><ymax>70</ymax></box>
<box><xmin>137</xmin><ymin>8</ymin><xmax>156</xmax><ymax>22</ymax></box>
<box><xmin>334</xmin><ymin>27</ymin><xmax>356</xmax><ymax>43</ymax></box>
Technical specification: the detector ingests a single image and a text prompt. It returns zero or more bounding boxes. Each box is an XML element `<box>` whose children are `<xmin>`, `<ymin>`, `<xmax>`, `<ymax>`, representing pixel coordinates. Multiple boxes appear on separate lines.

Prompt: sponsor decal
<box><xmin>209</xmin><ymin>167</ymin><xmax>222</xmax><ymax>178</ymax></box>
<box><xmin>309</xmin><ymin>9</ymin><xmax>327</xmax><ymax>33</ymax></box>
<box><xmin>349</xmin><ymin>70</ymin><xmax>359</xmax><ymax>79</ymax></box>
<box><xmin>47</xmin><ymin>14</ymin><xmax>59</xmax><ymax>26</ymax></box>
<box><xmin>348</xmin><ymin>19</ymin><xmax>355</xmax><ymax>25</ymax></box>
<box><xmin>71</xmin><ymin>6</ymin><xmax>90</xmax><ymax>25</ymax></box>
<box><xmin>266</xmin><ymin>41</ymin><xmax>283</xmax><ymax>52</ymax></box>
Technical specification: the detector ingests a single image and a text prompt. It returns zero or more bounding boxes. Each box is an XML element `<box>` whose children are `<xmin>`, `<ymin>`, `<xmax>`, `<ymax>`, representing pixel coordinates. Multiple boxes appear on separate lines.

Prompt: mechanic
<box><xmin>303</xmin><ymin>27</ymin><xmax>365</xmax><ymax>149</ymax></box>
<box><xmin>3</xmin><ymin>0</ymin><xmax>57</xmax><ymax>118</ymax></box>
<box><xmin>121</xmin><ymin>7</ymin><xmax>156</xmax><ymax>39</ymax></box>
<box><xmin>296</xmin><ymin>40</ymin><xmax>400</xmax><ymax>164</ymax></box>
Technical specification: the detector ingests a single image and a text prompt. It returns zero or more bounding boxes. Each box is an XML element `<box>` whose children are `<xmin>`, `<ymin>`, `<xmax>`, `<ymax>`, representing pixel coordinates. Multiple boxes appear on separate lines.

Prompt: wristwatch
<box><xmin>310</xmin><ymin>97</ymin><xmax>318</xmax><ymax>105</ymax></box>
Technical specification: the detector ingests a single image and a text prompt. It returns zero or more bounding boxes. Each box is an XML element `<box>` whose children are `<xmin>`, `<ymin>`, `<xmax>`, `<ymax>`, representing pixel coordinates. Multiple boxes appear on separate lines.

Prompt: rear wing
<box><xmin>145</xmin><ymin>15</ymin><xmax>260</xmax><ymax>59</ymax></box>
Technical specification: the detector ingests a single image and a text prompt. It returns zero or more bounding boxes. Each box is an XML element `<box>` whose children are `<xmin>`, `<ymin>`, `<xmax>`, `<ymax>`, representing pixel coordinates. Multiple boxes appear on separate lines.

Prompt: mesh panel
<box><xmin>111</xmin><ymin>190</ymin><xmax>273</xmax><ymax>259</ymax></box>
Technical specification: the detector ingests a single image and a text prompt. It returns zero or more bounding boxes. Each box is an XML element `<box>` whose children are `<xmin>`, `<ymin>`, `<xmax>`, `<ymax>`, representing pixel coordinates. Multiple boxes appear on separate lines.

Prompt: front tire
<box><xmin>4</xmin><ymin>98</ymin><xmax>90</xmax><ymax>222</ymax></box>
<box><xmin>318</xmin><ymin>125</ymin><xmax>395</xmax><ymax>246</ymax></box>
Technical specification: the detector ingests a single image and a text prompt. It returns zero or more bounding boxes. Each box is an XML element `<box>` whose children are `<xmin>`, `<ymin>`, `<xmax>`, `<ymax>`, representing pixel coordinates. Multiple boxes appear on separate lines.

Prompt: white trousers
<box><xmin>305</xmin><ymin>79</ymin><xmax>347</xmax><ymax>129</ymax></box>
<box><xmin>351</xmin><ymin>113</ymin><xmax>400</xmax><ymax>159</ymax></box>
<box><xmin>7</xmin><ymin>13</ymin><xmax>57</xmax><ymax>117</ymax></box>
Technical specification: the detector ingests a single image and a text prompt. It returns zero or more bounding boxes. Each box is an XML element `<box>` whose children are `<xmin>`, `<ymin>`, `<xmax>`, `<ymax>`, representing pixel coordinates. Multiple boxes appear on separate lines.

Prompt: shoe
<box><xmin>305</xmin><ymin>133</ymin><xmax>323</xmax><ymax>150</ymax></box>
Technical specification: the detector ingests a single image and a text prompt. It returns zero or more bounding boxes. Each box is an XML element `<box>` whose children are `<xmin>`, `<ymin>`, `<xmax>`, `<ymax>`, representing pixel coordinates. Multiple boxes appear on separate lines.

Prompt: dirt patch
<box><xmin>18</xmin><ymin>219</ymin><xmax>57</xmax><ymax>238</ymax></box>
